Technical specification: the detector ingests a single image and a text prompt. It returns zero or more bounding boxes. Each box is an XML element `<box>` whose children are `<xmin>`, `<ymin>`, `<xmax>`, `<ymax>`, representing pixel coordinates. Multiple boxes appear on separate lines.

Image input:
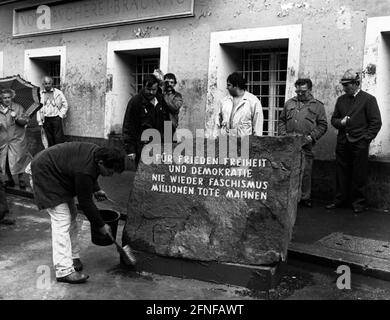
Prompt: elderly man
<box><xmin>279</xmin><ymin>78</ymin><xmax>328</xmax><ymax>208</ymax></box>
<box><xmin>326</xmin><ymin>69</ymin><xmax>382</xmax><ymax>214</ymax></box>
<box><xmin>216</xmin><ymin>72</ymin><xmax>263</xmax><ymax>137</ymax></box>
<box><xmin>31</xmin><ymin>142</ymin><xmax>127</xmax><ymax>284</ymax></box>
<box><xmin>122</xmin><ymin>74</ymin><xmax>171</xmax><ymax>166</ymax></box>
<box><xmin>37</xmin><ymin>76</ymin><xmax>68</xmax><ymax>147</ymax></box>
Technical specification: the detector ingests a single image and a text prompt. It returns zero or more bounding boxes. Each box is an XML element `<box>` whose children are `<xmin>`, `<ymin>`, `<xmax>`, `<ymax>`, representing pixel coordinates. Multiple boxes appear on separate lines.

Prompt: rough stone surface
<box><xmin>123</xmin><ymin>136</ymin><xmax>304</xmax><ymax>265</ymax></box>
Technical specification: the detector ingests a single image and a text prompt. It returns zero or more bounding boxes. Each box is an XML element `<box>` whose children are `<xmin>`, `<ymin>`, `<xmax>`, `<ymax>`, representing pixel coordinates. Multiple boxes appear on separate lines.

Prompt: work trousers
<box><xmin>47</xmin><ymin>199</ymin><xmax>81</xmax><ymax>278</ymax></box>
<box><xmin>43</xmin><ymin>116</ymin><xmax>65</xmax><ymax>147</ymax></box>
<box><xmin>335</xmin><ymin>139</ymin><xmax>369</xmax><ymax>209</ymax></box>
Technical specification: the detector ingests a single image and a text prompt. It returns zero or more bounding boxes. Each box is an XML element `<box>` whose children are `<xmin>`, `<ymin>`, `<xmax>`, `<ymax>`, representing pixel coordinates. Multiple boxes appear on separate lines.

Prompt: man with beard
<box><xmin>122</xmin><ymin>74</ymin><xmax>171</xmax><ymax>166</ymax></box>
<box><xmin>279</xmin><ymin>78</ymin><xmax>328</xmax><ymax>208</ymax></box>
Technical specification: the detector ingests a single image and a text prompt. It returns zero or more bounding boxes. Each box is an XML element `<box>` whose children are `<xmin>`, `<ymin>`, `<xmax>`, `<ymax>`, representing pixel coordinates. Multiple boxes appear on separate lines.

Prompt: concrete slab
<box><xmin>128</xmin><ymin>251</ymin><xmax>283</xmax><ymax>292</ymax></box>
<box><xmin>287</xmin><ymin>203</ymin><xmax>390</xmax><ymax>281</ymax></box>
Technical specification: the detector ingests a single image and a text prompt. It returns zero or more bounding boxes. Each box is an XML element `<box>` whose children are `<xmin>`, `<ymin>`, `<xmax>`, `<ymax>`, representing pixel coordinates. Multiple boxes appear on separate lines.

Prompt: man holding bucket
<box><xmin>30</xmin><ymin>142</ymin><xmax>126</xmax><ymax>284</ymax></box>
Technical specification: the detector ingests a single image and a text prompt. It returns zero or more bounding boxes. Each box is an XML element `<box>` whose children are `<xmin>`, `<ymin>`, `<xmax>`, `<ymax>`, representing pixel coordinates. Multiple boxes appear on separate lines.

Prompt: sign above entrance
<box><xmin>13</xmin><ymin>0</ymin><xmax>194</xmax><ymax>37</ymax></box>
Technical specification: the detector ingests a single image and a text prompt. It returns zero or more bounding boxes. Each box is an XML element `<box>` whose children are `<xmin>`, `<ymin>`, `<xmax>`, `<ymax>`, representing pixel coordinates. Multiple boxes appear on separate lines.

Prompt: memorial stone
<box><xmin>123</xmin><ymin>136</ymin><xmax>304</xmax><ymax>266</ymax></box>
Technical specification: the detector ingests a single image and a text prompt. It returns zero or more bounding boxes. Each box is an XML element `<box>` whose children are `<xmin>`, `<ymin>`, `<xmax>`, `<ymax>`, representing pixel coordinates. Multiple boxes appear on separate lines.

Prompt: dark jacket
<box><xmin>122</xmin><ymin>91</ymin><xmax>171</xmax><ymax>155</ymax></box>
<box><xmin>163</xmin><ymin>89</ymin><xmax>183</xmax><ymax>129</ymax></box>
<box><xmin>279</xmin><ymin>95</ymin><xmax>328</xmax><ymax>145</ymax></box>
<box><xmin>331</xmin><ymin>90</ymin><xmax>382</xmax><ymax>144</ymax></box>
<box><xmin>31</xmin><ymin>142</ymin><xmax>105</xmax><ymax>227</ymax></box>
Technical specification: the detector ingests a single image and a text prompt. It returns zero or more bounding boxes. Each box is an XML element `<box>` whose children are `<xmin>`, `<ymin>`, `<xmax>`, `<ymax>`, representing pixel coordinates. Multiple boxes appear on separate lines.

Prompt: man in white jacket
<box><xmin>216</xmin><ymin>72</ymin><xmax>263</xmax><ymax>137</ymax></box>
<box><xmin>37</xmin><ymin>76</ymin><xmax>68</xmax><ymax>148</ymax></box>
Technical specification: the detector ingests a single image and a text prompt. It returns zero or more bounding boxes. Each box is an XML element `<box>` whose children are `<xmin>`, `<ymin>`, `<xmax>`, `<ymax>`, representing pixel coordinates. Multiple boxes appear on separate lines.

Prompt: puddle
<box><xmin>106</xmin><ymin>264</ymin><xmax>154</xmax><ymax>282</ymax></box>
<box><xmin>235</xmin><ymin>269</ymin><xmax>314</xmax><ymax>300</ymax></box>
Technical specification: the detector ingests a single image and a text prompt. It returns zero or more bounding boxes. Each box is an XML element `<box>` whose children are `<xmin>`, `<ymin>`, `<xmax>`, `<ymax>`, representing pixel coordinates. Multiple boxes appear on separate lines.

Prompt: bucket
<box><xmin>91</xmin><ymin>209</ymin><xmax>120</xmax><ymax>246</ymax></box>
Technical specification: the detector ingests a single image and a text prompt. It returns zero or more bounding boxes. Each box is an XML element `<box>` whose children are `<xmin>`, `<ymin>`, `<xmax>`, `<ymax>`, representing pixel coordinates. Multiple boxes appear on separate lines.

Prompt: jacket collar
<box><xmin>42</xmin><ymin>88</ymin><xmax>55</xmax><ymax>93</ymax></box>
<box><xmin>0</xmin><ymin>103</ymin><xmax>14</xmax><ymax>114</ymax></box>
<box><xmin>141</xmin><ymin>90</ymin><xmax>163</xmax><ymax>106</ymax></box>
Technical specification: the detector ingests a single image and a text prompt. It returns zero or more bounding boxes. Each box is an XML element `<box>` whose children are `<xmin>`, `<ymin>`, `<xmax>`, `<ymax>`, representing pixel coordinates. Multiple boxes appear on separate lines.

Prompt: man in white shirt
<box><xmin>216</xmin><ymin>72</ymin><xmax>263</xmax><ymax>137</ymax></box>
<box><xmin>37</xmin><ymin>76</ymin><xmax>68</xmax><ymax>148</ymax></box>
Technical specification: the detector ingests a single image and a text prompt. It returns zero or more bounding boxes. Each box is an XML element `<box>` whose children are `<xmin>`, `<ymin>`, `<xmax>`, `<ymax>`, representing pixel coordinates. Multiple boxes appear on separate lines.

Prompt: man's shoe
<box><xmin>0</xmin><ymin>217</ymin><xmax>16</xmax><ymax>225</ymax></box>
<box><xmin>299</xmin><ymin>199</ymin><xmax>312</xmax><ymax>208</ymax></box>
<box><xmin>73</xmin><ymin>258</ymin><xmax>83</xmax><ymax>272</ymax></box>
<box><xmin>353</xmin><ymin>207</ymin><xmax>365</xmax><ymax>214</ymax></box>
<box><xmin>325</xmin><ymin>202</ymin><xmax>344</xmax><ymax>210</ymax></box>
<box><xmin>56</xmin><ymin>271</ymin><xmax>89</xmax><ymax>284</ymax></box>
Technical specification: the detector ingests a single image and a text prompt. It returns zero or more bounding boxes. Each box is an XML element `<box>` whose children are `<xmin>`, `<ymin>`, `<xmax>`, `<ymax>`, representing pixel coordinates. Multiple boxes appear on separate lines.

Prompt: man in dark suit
<box><xmin>326</xmin><ymin>69</ymin><xmax>382</xmax><ymax>214</ymax></box>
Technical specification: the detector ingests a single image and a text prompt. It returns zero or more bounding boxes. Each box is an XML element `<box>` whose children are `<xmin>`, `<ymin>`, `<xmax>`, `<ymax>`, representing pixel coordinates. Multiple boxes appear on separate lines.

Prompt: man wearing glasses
<box><xmin>279</xmin><ymin>78</ymin><xmax>328</xmax><ymax>208</ymax></box>
<box><xmin>326</xmin><ymin>70</ymin><xmax>382</xmax><ymax>214</ymax></box>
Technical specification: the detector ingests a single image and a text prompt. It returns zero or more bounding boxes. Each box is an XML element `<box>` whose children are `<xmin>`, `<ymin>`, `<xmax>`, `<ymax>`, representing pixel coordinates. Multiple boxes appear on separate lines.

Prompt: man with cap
<box><xmin>326</xmin><ymin>69</ymin><xmax>382</xmax><ymax>214</ymax></box>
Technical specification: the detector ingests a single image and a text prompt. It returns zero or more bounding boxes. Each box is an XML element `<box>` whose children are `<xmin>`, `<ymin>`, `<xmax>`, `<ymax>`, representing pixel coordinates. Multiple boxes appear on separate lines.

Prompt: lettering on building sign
<box><xmin>13</xmin><ymin>0</ymin><xmax>194</xmax><ymax>37</ymax></box>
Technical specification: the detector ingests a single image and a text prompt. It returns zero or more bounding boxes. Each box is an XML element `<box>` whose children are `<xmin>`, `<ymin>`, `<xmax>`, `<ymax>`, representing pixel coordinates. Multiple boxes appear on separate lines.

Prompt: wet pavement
<box><xmin>2</xmin><ymin>195</ymin><xmax>390</xmax><ymax>300</ymax></box>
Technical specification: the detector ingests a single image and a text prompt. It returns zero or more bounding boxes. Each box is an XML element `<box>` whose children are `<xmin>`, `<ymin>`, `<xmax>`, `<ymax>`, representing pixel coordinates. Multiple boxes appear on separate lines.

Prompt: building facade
<box><xmin>1</xmin><ymin>0</ymin><xmax>390</xmax><ymax>206</ymax></box>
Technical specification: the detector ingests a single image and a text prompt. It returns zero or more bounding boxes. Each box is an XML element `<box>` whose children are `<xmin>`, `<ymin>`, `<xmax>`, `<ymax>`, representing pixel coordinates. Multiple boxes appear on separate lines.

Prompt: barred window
<box><xmin>135</xmin><ymin>55</ymin><xmax>160</xmax><ymax>93</ymax></box>
<box><xmin>241</xmin><ymin>47</ymin><xmax>288</xmax><ymax>136</ymax></box>
<box><xmin>30</xmin><ymin>56</ymin><xmax>61</xmax><ymax>89</ymax></box>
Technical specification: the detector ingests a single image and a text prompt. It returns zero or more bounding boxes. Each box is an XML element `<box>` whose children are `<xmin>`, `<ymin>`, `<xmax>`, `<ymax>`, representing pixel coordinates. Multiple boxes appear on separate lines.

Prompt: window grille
<box><xmin>241</xmin><ymin>48</ymin><xmax>288</xmax><ymax>136</ymax></box>
<box><xmin>47</xmin><ymin>60</ymin><xmax>61</xmax><ymax>89</ymax></box>
<box><xmin>135</xmin><ymin>55</ymin><xmax>160</xmax><ymax>93</ymax></box>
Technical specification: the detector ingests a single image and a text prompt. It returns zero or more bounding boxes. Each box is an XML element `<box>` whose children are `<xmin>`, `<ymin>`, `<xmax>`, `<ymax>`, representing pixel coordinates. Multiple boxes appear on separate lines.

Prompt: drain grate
<box><xmin>317</xmin><ymin>232</ymin><xmax>390</xmax><ymax>260</ymax></box>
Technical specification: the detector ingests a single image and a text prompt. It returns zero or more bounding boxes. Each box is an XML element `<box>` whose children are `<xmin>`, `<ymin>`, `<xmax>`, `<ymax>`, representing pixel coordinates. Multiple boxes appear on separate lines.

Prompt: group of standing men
<box><xmin>213</xmin><ymin>70</ymin><xmax>381</xmax><ymax>214</ymax></box>
<box><xmin>279</xmin><ymin>69</ymin><xmax>381</xmax><ymax>214</ymax></box>
<box><xmin>123</xmin><ymin>69</ymin><xmax>382</xmax><ymax>214</ymax></box>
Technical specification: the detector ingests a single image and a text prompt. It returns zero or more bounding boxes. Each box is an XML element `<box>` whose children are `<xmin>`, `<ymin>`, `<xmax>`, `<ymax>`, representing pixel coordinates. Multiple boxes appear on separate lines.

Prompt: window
<box><xmin>241</xmin><ymin>47</ymin><xmax>288</xmax><ymax>136</ymax></box>
<box><xmin>206</xmin><ymin>26</ymin><xmax>301</xmax><ymax>137</ymax></box>
<box><xmin>24</xmin><ymin>46</ymin><xmax>66</xmax><ymax>89</ymax></box>
<box><xmin>135</xmin><ymin>55</ymin><xmax>160</xmax><ymax>93</ymax></box>
<box><xmin>363</xmin><ymin>16</ymin><xmax>390</xmax><ymax>157</ymax></box>
<box><xmin>105</xmin><ymin>36</ymin><xmax>169</xmax><ymax>136</ymax></box>
<box><xmin>30</xmin><ymin>56</ymin><xmax>61</xmax><ymax>89</ymax></box>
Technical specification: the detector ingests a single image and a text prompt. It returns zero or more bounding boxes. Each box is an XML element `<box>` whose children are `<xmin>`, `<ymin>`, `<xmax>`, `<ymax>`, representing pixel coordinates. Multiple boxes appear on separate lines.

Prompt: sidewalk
<box><xmin>6</xmin><ymin>171</ymin><xmax>390</xmax><ymax>281</ymax></box>
<box><xmin>290</xmin><ymin>201</ymin><xmax>390</xmax><ymax>280</ymax></box>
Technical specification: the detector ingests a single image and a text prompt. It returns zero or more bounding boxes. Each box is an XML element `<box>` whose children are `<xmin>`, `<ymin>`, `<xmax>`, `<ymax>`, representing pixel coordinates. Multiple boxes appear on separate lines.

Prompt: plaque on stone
<box><xmin>123</xmin><ymin>135</ymin><xmax>304</xmax><ymax>266</ymax></box>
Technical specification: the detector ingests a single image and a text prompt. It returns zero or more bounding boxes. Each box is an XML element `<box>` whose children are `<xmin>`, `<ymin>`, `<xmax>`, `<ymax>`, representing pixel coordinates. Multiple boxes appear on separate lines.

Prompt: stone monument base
<box><xmin>121</xmin><ymin>251</ymin><xmax>284</xmax><ymax>292</ymax></box>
